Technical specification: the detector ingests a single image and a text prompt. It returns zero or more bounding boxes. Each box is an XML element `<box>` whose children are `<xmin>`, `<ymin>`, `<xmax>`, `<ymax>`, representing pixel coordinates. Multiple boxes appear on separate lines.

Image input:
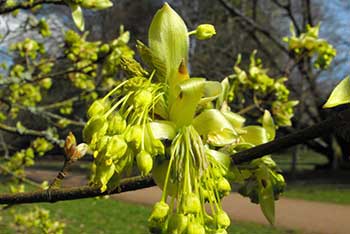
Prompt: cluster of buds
<box><xmin>283</xmin><ymin>23</ymin><xmax>336</xmax><ymax>69</ymax></box>
<box><xmin>83</xmin><ymin>76</ymin><xmax>164</xmax><ymax>191</ymax></box>
<box><xmin>149</xmin><ymin>126</ymin><xmax>232</xmax><ymax>234</ymax></box>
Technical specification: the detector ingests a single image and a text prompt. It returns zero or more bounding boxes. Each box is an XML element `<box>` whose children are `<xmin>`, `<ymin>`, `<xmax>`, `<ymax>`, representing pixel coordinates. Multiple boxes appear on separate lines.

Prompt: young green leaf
<box><xmin>69</xmin><ymin>4</ymin><xmax>85</xmax><ymax>31</ymax></box>
<box><xmin>148</xmin><ymin>3</ymin><xmax>189</xmax><ymax>89</ymax></box>
<box><xmin>323</xmin><ymin>76</ymin><xmax>350</xmax><ymax>108</ymax></box>
<box><xmin>256</xmin><ymin>167</ymin><xmax>275</xmax><ymax>225</ymax></box>
<box><xmin>262</xmin><ymin>110</ymin><xmax>276</xmax><ymax>141</ymax></box>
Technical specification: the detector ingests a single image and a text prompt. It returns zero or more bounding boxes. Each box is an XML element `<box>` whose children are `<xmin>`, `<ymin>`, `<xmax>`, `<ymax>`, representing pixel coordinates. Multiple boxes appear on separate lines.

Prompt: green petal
<box><xmin>217</xmin><ymin>77</ymin><xmax>230</xmax><ymax>108</ymax></box>
<box><xmin>169</xmin><ymin>78</ymin><xmax>205</xmax><ymax>127</ymax></box>
<box><xmin>206</xmin><ymin>148</ymin><xmax>231</xmax><ymax>169</ymax></box>
<box><xmin>150</xmin><ymin>121</ymin><xmax>176</xmax><ymax>140</ymax></box>
<box><xmin>241</xmin><ymin>126</ymin><xmax>268</xmax><ymax>146</ymax></box>
<box><xmin>222</xmin><ymin>111</ymin><xmax>246</xmax><ymax>129</ymax></box>
<box><xmin>193</xmin><ymin>109</ymin><xmax>235</xmax><ymax>135</ymax></box>
<box><xmin>199</xmin><ymin>80</ymin><xmax>222</xmax><ymax>105</ymax></box>
<box><xmin>193</xmin><ymin>109</ymin><xmax>238</xmax><ymax>146</ymax></box>
<box><xmin>208</xmin><ymin>128</ymin><xmax>237</xmax><ymax>146</ymax></box>
<box><xmin>323</xmin><ymin>76</ymin><xmax>350</xmax><ymax>108</ymax></box>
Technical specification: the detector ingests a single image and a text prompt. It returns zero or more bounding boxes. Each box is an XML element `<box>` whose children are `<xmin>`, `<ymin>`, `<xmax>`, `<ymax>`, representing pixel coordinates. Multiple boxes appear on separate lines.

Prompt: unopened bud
<box><xmin>195</xmin><ymin>24</ymin><xmax>216</xmax><ymax>40</ymax></box>
<box><xmin>136</xmin><ymin>150</ymin><xmax>153</xmax><ymax>176</ymax></box>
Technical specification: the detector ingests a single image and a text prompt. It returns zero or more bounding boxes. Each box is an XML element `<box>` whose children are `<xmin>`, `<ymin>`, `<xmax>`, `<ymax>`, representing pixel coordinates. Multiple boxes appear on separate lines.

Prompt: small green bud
<box><xmin>217</xmin><ymin>177</ymin><xmax>231</xmax><ymax>197</ymax></box>
<box><xmin>134</xmin><ymin>90</ymin><xmax>153</xmax><ymax>109</ymax></box>
<box><xmin>149</xmin><ymin>201</ymin><xmax>169</xmax><ymax>222</ymax></box>
<box><xmin>167</xmin><ymin>213</ymin><xmax>188</xmax><ymax>233</ymax></box>
<box><xmin>94</xmin><ymin>135</ymin><xmax>110</xmax><ymax>153</ymax></box>
<box><xmin>106</xmin><ymin>135</ymin><xmax>127</xmax><ymax>160</ymax></box>
<box><xmin>87</xmin><ymin>98</ymin><xmax>110</xmax><ymax>118</ymax></box>
<box><xmin>186</xmin><ymin>223</ymin><xmax>205</xmax><ymax>234</ymax></box>
<box><xmin>215</xmin><ymin>210</ymin><xmax>230</xmax><ymax>228</ymax></box>
<box><xmin>107</xmin><ymin>113</ymin><xmax>126</xmax><ymax>135</ymax></box>
<box><xmin>194</xmin><ymin>24</ymin><xmax>216</xmax><ymax>40</ymax></box>
<box><xmin>83</xmin><ymin>116</ymin><xmax>108</xmax><ymax>143</ymax></box>
<box><xmin>80</xmin><ymin>0</ymin><xmax>113</xmax><ymax>10</ymax></box>
<box><xmin>100</xmin><ymin>44</ymin><xmax>110</xmax><ymax>53</ymax></box>
<box><xmin>214</xmin><ymin>229</ymin><xmax>228</xmax><ymax>234</ymax></box>
<box><xmin>67</xmin><ymin>53</ymin><xmax>77</xmax><ymax>61</ymax></box>
<box><xmin>136</xmin><ymin>150</ymin><xmax>153</xmax><ymax>176</ymax></box>
<box><xmin>125</xmin><ymin>125</ymin><xmax>142</xmax><ymax>148</ymax></box>
<box><xmin>39</xmin><ymin>78</ymin><xmax>52</xmax><ymax>89</ymax></box>
<box><xmin>181</xmin><ymin>193</ymin><xmax>201</xmax><ymax>214</ymax></box>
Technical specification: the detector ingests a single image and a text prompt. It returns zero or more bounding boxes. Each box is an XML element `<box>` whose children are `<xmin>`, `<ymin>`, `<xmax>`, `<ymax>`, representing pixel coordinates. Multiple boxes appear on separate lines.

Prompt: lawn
<box><xmin>272</xmin><ymin>150</ymin><xmax>328</xmax><ymax>172</ymax></box>
<box><xmin>283</xmin><ymin>183</ymin><xmax>350</xmax><ymax>204</ymax></box>
<box><xmin>0</xmin><ymin>197</ymin><xmax>299</xmax><ymax>234</ymax></box>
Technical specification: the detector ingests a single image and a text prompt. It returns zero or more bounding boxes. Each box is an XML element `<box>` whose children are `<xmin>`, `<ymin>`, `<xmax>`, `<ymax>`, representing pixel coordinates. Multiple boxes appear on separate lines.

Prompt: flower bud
<box><xmin>181</xmin><ymin>193</ymin><xmax>201</xmax><ymax>214</ymax></box>
<box><xmin>40</xmin><ymin>78</ymin><xmax>52</xmax><ymax>89</ymax></box>
<box><xmin>99</xmin><ymin>44</ymin><xmax>110</xmax><ymax>54</ymax></box>
<box><xmin>106</xmin><ymin>135</ymin><xmax>127</xmax><ymax>160</ymax></box>
<box><xmin>125</xmin><ymin>125</ymin><xmax>142</xmax><ymax>148</ymax></box>
<box><xmin>83</xmin><ymin>116</ymin><xmax>108</xmax><ymax>143</ymax></box>
<box><xmin>149</xmin><ymin>201</ymin><xmax>169</xmax><ymax>222</ymax></box>
<box><xmin>167</xmin><ymin>213</ymin><xmax>188</xmax><ymax>234</ymax></box>
<box><xmin>195</xmin><ymin>24</ymin><xmax>216</xmax><ymax>40</ymax></box>
<box><xmin>186</xmin><ymin>223</ymin><xmax>205</xmax><ymax>234</ymax></box>
<box><xmin>215</xmin><ymin>210</ymin><xmax>230</xmax><ymax>228</ymax></box>
<box><xmin>214</xmin><ymin>229</ymin><xmax>228</xmax><ymax>234</ymax></box>
<box><xmin>71</xmin><ymin>143</ymin><xmax>88</xmax><ymax>161</ymax></box>
<box><xmin>217</xmin><ymin>177</ymin><xmax>231</xmax><ymax>197</ymax></box>
<box><xmin>80</xmin><ymin>0</ymin><xmax>113</xmax><ymax>10</ymax></box>
<box><xmin>136</xmin><ymin>150</ymin><xmax>153</xmax><ymax>176</ymax></box>
<box><xmin>107</xmin><ymin>113</ymin><xmax>126</xmax><ymax>135</ymax></box>
<box><xmin>134</xmin><ymin>90</ymin><xmax>153</xmax><ymax>109</ymax></box>
<box><xmin>87</xmin><ymin>98</ymin><xmax>110</xmax><ymax>118</ymax></box>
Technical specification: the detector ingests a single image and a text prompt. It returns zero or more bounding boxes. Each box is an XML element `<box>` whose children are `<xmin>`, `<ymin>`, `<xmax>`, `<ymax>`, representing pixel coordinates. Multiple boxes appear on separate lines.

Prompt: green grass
<box><xmin>272</xmin><ymin>150</ymin><xmax>327</xmax><ymax>171</ymax></box>
<box><xmin>0</xmin><ymin>198</ymin><xmax>299</xmax><ymax>234</ymax></box>
<box><xmin>284</xmin><ymin>183</ymin><xmax>350</xmax><ymax>204</ymax></box>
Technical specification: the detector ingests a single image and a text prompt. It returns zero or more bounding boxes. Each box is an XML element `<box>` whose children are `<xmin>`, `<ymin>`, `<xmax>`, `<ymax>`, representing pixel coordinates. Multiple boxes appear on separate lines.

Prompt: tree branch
<box><xmin>0</xmin><ymin>0</ymin><xmax>66</xmax><ymax>14</ymax></box>
<box><xmin>1</xmin><ymin>107</ymin><xmax>350</xmax><ymax>205</ymax></box>
<box><xmin>217</xmin><ymin>0</ymin><xmax>289</xmax><ymax>54</ymax></box>
<box><xmin>0</xmin><ymin>122</ymin><xmax>63</xmax><ymax>146</ymax></box>
<box><xmin>0</xmin><ymin>176</ymin><xmax>156</xmax><ymax>204</ymax></box>
<box><xmin>232</xmin><ymin>107</ymin><xmax>350</xmax><ymax>164</ymax></box>
<box><xmin>271</xmin><ymin>0</ymin><xmax>301</xmax><ymax>35</ymax></box>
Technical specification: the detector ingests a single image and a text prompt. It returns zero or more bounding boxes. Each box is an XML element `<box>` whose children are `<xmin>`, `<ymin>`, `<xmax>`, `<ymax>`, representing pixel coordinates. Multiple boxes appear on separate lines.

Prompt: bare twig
<box><xmin>0</xmin><ymin>122</ymin><xmax>63</xmax><ymax>146</ymax></box>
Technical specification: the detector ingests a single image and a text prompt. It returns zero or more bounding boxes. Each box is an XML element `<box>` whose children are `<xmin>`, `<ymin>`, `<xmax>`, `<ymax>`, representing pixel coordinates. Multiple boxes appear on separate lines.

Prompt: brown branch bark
<box><xmin>1</xmin><ymin>107</ymin><xmax>350</xmax><ymax>205</ymax></box>
<box><xmin>0</xmin><ymin>0</ymin><xmax>65</xmax><ymax>14</ymax></box>
<box><xmin>0</xmin><ymin>176</ymin><xmax>156</xmax><ymax>204</ymax></box>
<box><xmin>232</xmin><ymin>107</ymin><xmax>350</xmax><ymax>163</ymax></box>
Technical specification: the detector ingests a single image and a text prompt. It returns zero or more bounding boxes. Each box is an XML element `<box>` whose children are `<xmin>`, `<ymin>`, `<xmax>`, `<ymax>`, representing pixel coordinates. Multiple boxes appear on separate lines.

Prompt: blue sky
<box><xmin>321</xmin><ymin>0</ymin><xmax>350</xmax><ymax>81</ymax></box>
